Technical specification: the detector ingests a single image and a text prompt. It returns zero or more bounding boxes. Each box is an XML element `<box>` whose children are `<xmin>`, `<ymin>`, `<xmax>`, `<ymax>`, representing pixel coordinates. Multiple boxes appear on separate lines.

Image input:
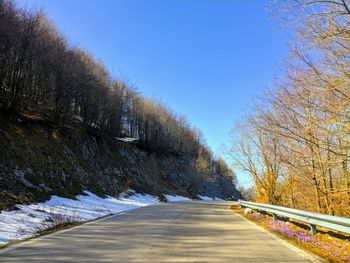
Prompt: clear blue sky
<box><xmin>17</xmin><ymin>0</ymin><xmax>289</xmax><ymax>186</ymax></box>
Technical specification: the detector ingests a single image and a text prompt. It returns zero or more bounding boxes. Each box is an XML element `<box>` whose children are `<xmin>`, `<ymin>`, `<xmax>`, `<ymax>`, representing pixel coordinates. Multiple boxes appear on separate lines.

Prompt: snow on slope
<box><xmin>0</xmin><ymin>191</ymin><xmax>188</xmax><ymax>245</ymax></box>
<box><xmin>198</xmin><ymin>195</ymin><xmax>224</xmax><ymax>201</ymax></box>
<box><xmin>165</xmin><ymin>195</ymin><xmax>191</xmax><ymax>202</ymax></box>
<box><xmin>115</xmin><ymin>137</ymin><xmax>139</xmax><ymax>143</ymax></box>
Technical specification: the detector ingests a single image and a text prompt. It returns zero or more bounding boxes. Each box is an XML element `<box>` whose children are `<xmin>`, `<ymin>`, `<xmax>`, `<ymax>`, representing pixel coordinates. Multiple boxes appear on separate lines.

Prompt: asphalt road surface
<box><xmin>0</xmin><ymin>201</ymin><xmax>322</xmax><ymax>262</ymax></box>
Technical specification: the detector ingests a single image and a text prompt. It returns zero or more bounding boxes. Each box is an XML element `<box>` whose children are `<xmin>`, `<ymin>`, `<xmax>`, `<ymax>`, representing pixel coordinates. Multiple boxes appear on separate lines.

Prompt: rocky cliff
<box><xmin>0</xmin><ymin>111</ymin><xmax>240</xmax><ymax>210</ymax></box>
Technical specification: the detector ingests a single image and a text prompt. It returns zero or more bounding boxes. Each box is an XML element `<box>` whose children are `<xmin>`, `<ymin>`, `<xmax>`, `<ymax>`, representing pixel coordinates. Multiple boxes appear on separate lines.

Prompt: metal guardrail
<box><xmin>239</xmin><ymin>200</ymin><xmax>350</xmax><ymax>235</ymax></box>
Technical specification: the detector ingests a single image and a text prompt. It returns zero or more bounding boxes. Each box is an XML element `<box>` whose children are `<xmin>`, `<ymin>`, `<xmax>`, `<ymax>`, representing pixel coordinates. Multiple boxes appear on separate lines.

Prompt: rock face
<box><xmin>0</xmin><ymin>112</ymin><xmax>241</xmax><ymax>210</ymax></box>
<box><xmin>198</xmin><ymin>173</ymin><xmax>241</xmax><ymax>200</ymax></box>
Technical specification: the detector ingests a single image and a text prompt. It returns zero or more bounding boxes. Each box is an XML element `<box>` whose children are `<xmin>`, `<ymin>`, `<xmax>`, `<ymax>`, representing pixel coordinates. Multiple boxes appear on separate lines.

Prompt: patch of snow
<box><xmin>165</xmin><ymin>195</ymin><xmax>191</xmax><ymax>202</ymax></box>
<box><xmin>115</xmin><ymin>137</ymin><xmax>139</xmax><ymax>143</ymax></box>
<box><xmin>71</xmin><ymin>115</ymin><xmax>84</xmax><ymax>123</ymax></box>
<box><xmin>198</xmin><ymin>195</ymin><xmax>214</xmax><ymax>201</ymax></box>
<box><xmin>0</xmin><ymin>191</ymin><xmax>189</xmax><ymax>246</ymax></box>
<box><xmin>198</xmin><ymin>195</ymin><xmax>224</xmax><ymax>201</ymax></box>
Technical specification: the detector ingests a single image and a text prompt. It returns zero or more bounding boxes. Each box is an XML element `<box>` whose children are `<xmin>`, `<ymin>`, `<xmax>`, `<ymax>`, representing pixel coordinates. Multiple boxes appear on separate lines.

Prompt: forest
<box><xmin>0</xmin><ymin>0</ymin><xmax>235</xmax><ymax>186</ymax></box>
<box><xmin>230</xmin><ymin>0</ymin><xmax>350</xmax><ymax>217</ymax></box>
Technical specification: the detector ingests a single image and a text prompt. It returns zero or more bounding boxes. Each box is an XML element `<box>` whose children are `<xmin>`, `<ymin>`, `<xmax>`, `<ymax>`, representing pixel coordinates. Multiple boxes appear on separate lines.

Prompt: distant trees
<box><xmin>228</xmin><ymin>123</ymin><xmax>286</xmax><ymax>205</ymax></box>
<box><xmin>229</xmin><ymin>0</ymin><xmax>350</xmax><ymax>216</ymax></box>
<box><xmin>0</xmin><ymin>0</ymin><xmax>236</xmax><ymax>186</ymax></box>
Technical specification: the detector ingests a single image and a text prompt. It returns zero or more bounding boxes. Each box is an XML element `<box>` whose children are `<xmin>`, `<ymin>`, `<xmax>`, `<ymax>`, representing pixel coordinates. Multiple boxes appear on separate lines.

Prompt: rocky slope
<box><xmin>0</xmin><ymin>110</ymin><xmax>240</xmax><ymax>210</ymax></box>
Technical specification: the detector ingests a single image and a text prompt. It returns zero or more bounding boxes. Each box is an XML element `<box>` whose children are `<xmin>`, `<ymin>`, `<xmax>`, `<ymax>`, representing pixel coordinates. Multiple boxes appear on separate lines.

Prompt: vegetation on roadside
<box><xmin>0</xmin><ymin>213</ymin><xmax>84</xmax><ymax>250</ymax></box>
<box><xmin>0</xmin><ymin>240</ymin><xmax>22</xmax><ymax>250</ymax></box>
<box><xmin>30</xmin><ymin>209</ymin><xmax>83</xmax><ymax>236</ymax></box>
<box><xmin>232</xmin><ymin>205</ymin><xmax>350</xmax><ymax>262</ymax></box>
<box><xmin>228</xmin><ymin>0</ymin><xmax>350</xmax><ymax>217</ymax></box>
<box><xmin>34</xmin><ymin>221</ymin><xmax>83</xmax><ymax>236</ymax></box>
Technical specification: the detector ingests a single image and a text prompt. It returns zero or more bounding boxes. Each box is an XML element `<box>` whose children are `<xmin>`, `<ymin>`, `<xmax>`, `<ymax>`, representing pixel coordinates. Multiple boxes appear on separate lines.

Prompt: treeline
<box><xmin>229</xmin><ymin>0</ymin><xmax>350</xmax><ymax>216</ymax></box>
<box><xmin>0</xmin><ymin>0</ymin><xmax>235</xmax><ymax>182</ymax></box>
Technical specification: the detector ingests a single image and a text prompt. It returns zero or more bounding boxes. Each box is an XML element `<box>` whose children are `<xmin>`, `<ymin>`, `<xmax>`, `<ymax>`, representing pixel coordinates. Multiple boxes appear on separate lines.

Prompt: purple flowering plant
<box><xmin>267</xmin><ymin>219</ymin><xmax>350</xmax><ymax>262</ymax></box>
<box><xmin>246</xmin><ymin>212</ymin><xmax>350</xmax><ymax>262</ymax></box>
<box><xmin>268</xmin><ymin>220</ymin><xmax>316</xmax><ymax>243</ymax></box>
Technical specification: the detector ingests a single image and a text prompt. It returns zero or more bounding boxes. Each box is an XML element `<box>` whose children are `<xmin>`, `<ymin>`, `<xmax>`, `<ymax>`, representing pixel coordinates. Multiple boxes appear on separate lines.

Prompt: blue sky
<box><xmin>17</xmin><ymin>0</ymin><xmax>289</xmax><ymax>186</ymax></box>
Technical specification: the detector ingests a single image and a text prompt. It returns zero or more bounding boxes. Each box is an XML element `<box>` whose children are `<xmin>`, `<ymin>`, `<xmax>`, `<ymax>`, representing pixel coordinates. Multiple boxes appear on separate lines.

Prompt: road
<box><xmin>0</xmin><ymin>201</ymin><xmax>321</xmax><ymax>262</ymax></box>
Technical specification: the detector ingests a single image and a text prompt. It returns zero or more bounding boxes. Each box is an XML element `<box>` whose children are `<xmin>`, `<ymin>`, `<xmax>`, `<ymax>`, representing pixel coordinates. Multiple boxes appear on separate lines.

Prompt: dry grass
<box><xmin>231</xmin><ymin>205</ymin><xmax>350</xmax><ymax>262</ymax></box>
<box><xmin>0</xmin><ymin>221</ymin><xmax>82</xmax><ymax>251</ymax></box>
<box><xmin>35</xmin><ymin>220</ymin><xmax>83</xmax><ymax>236</ymax></box>
<box><xmin>0</xmin><ymin>240</ymin><xmax>22</xmax><ymax>250</ymax></box>
<box><xmin>30</xmin><ymin>210</ymin><xmax>82</xmax><ymax>236</ymax></box>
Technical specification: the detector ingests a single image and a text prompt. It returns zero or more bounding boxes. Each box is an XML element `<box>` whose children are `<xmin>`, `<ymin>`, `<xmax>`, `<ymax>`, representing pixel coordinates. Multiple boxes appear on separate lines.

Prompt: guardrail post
<box><xmin>310</xmin><ymin>224</ymin><xmax>317</xmax><ymax>235</ymax></box>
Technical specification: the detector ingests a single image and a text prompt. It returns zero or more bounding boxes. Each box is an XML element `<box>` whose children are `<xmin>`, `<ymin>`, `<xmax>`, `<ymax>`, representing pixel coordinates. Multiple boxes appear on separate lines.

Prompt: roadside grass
<box><xmin>231</xmin><ymin>205</ymin><xmax>350</xmax><ymax>262</ymax></box>
<box><xmin>35</xmin><ymin>221</ymin><xmax>83</xmax><ymax>236</ymax></box>
<box><xmin>0</xmin><ymin>240</ymin><xmax>22</xmax><ymax>249</ymax></box>
<box><xmin>29</xmin><ymin>210</ymin><xmax>83</xmax><ymax>236</ymax></box>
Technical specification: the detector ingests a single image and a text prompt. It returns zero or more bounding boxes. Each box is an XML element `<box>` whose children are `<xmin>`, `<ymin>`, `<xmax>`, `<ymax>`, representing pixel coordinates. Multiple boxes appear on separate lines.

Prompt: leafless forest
<box><xmin>230</xmin><ymin>0</ymin><xmax>350</xmax><ymax>216</ymax></box>
<box><xmin>0</xmin><ymin>0</ymin><xmax>235</xmax><ymax>186</ymax></box>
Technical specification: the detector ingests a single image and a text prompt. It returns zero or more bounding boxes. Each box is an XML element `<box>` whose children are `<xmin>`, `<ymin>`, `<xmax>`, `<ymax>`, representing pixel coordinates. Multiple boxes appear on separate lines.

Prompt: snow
<box><xmin>198</xmin><ymin>195</ymin><xmax>224</xmax><ymax>201</ymax></box>
<box><xmin>0</xmin><ymin>191</ymin><xmax>187</xmax><ymax>245</ymax></box>
<box><xmin>198</xmin><ymin>195</ymin><xmax>214</xmax><ymax>201</ymax></box>
<box><xmin>115</xmin><ymin>137</ymin><xmax>139</xmax><ymax>143</ymax></box>
<box><xmin>165</xmin><ymin>195</ymin><xmax>191</xmax><ymax>202</ymax></box>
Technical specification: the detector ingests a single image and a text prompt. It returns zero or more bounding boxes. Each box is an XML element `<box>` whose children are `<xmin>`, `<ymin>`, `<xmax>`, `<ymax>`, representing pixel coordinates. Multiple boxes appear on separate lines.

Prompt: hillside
<box><xmin>0</xmin><ymin>0</ymin><xmax>240</xmax><ymax>211</ymax></box>
<box><xmin>0</xmin><ymin>110</ymin><xmax>240</xmax><ymax>211</ymax></box>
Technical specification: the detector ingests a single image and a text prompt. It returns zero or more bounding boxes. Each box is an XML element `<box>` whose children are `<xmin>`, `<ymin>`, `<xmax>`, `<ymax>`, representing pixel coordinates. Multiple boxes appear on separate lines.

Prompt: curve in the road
<box><xmin>0</xmin><ymin>201</ymin><xmax>322</xmax><ymax>262</ymax></box>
